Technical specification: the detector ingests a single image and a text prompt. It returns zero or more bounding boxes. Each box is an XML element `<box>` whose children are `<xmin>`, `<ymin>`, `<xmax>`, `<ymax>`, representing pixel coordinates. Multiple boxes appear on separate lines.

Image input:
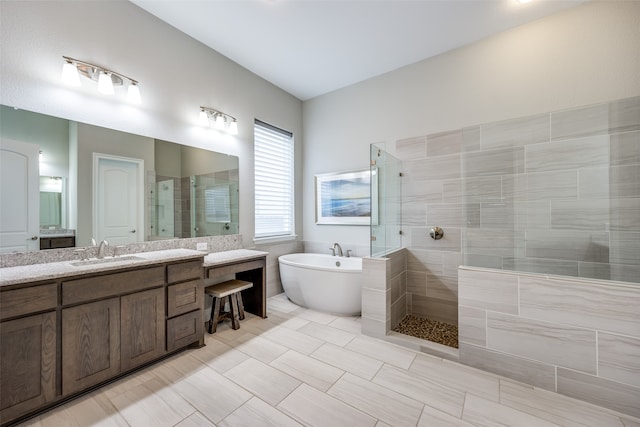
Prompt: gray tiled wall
<box><xmin>458</xmin><ymin>266</ymin><xmax>640</xmax><ymax>418</ymax></box>
<box><xmin>397</xmin><ymin>96</ymin><xmax>640</xmax><ymax>325</ymax></box>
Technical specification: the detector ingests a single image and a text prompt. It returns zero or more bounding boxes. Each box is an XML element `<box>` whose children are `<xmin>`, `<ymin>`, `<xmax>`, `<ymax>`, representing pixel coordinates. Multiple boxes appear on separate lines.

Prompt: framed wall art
<box><xmin>315</xmin><ymin>169</ymin><xmax>376</xmax><ymax>225</ymax></box>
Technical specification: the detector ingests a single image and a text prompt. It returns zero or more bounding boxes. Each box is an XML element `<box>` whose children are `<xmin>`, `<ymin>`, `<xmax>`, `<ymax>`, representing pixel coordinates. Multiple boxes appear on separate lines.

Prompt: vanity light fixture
<box><xmin>199</xmin><ymin>106</ymin><xmax>239</xmax><ymax>135</ymax></box>
<box><xmin>61</xmin><ymin>56</ymin><xmax>142</xmax><ymax>104</ymax></box>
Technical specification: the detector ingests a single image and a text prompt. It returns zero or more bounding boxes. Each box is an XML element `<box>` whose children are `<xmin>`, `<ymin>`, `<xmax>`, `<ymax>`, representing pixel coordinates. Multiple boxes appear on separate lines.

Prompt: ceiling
<box><xmin>131</xmin><ymin>0</ymin><xmax>587</xmax><ymax>101</ymax></box>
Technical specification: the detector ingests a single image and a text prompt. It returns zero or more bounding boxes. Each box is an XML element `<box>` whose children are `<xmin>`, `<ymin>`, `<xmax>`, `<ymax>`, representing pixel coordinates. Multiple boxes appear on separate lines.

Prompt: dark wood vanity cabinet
<box><xmin>40</xmin><ymin>236</ymin><xmax>75</xmax><ymax>250</ymax></box>
<box><xmin>0</xmin><ymin>256</ymin><xmax>204</xmax><ymax>426</ymax></box>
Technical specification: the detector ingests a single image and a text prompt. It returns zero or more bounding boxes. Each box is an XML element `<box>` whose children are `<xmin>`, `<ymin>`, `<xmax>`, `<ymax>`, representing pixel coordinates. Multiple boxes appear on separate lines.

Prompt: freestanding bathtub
<box><xmin>278</xmin><ymin>253</ymin><xmax>362</xmax><ymax>316</ymax></box>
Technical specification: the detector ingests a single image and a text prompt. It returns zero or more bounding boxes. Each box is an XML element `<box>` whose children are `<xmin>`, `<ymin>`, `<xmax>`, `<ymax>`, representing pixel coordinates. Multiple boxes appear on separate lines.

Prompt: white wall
<box><xmin>302</xmin><ymin>1</ymin><xmax>640</xmax><ymax>250</ymax></box>
<box><xmin>0</xmin><ymin>0</ymin><xmax>303</xmax><ymax>247</ymax></box>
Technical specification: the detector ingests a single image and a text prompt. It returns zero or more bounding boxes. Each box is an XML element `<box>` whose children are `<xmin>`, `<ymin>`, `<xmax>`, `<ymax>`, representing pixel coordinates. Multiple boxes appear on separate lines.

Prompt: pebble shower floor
<box><xmin>393</xmin><ymin>315</ymin><xmax>459</xmax><ymax>348</ymax></box>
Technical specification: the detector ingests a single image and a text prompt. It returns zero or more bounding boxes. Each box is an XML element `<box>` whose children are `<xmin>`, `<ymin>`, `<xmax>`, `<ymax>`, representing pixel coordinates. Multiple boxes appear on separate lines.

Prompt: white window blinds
<box><xmin>254</xmin><ymin>120</ymin><xmax>294</xmax><ymax>239</ymax></box>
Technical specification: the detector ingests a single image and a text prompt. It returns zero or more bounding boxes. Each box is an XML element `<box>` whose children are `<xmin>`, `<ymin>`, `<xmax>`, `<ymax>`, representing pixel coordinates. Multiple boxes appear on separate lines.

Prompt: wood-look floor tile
<box><xmin>409</xmin><ymin>353</ymin><xmax>500</xmax><ymax>401</ymax></box>
<box><xmin>224</xmin><ymin>358</ymin><xmax>301</xmax><ymax>406</ymax></box>
<box><xmin>310</xmin><ymin>342</ymin><xmax>383</xmax><ymax>380</ymax></box>
<box><xmin>263</xmin><ymin>326</ymin><xmax>324</xmax><ymax>354</ymax></box>
<box><xmin>418</xmin><ymin>405</ymin><xmax>477</xmax><ymax>427</ymax></box>
<box><xmin>462</xmin><ymin>394</ymin><xmax>559</xmax><ymax>427</ymax></box>
<box><xmin>278</xmin><ymin>384</ymin><xmax>376</xmax><ymax>427</ymax></box>
<box><xmin>109</xmin><ymin>377</ymin><xmax>196</xmax><ymax>427</ymax></box>
<box><xmin>296</xmin><ymin>308</ymin><xmax>340</xmax><ymax>325</ymax></box>
<box><xmin>328</xmin><ymin>316</ymin><xmax>363</xmax><ymax>334</ymax></box>
<box><xmin>219</xmin><ymin>397</ymin><xmax>302</xmax><ymax>427</ymax></box>
<box><xmin>372</xmin><ymin>364</ymin><xmax>465</xmax><ymax>418</ymax></box>
<box><xmin>270</xmin><ymin>350</ymin><xmax>344</xmax><ymax>392</ymax></box>
<box><xmin>169</xmin><ymin>366</ymin><xmax>252</xmax><ymax>423</ymax></box>
<box><xmin>345</xmin><ymin>336</ymin><xmax>416</xmax><ymax>369</ymax></box>
<box><xmin>328</xmin><ymin>373</ymin><xmax>424</xmax><ymax>427</ymax></box>
<box><xmin>499</xmin><ymin>380</ymin><xmax>626</xmax><ymax>427</ymax></box>
<box><xmin>296</xmin><ymin>321</ymin><xmax>357</xmax><ymax>346</ymax></box>
<box><xmin>192</xmin><ymin>338</ymin><xmax>250</xmax><ymax>374</ymax></box>
<box><xmin>174</xmin><ymin>412</ymin><xmax>216</xmax><ymax>427</ymax></box>
<box><xmin>229</xmin><ymin>333</ymin><xmax>289</xmax><ymax>363</ymax></box>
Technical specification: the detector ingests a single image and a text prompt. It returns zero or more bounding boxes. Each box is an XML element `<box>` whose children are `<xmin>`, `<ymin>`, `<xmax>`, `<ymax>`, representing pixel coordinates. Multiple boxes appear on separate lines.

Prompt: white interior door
<box><xmin>0</xmin><ymin>139</ymin><xmax>40</xmax><ymax>253</ymax></box>
<box><xmin>93</xmin><ymin>154</ymin><xmax>143</xmax><ymax>245</ymax></box>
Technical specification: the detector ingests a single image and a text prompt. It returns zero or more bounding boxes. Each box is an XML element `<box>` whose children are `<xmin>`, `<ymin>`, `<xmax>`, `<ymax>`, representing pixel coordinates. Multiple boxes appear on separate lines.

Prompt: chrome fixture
<box><xmin>331</xmin><ymin>243</ymin><xmax>344</xmax><ymax>257</ymax></box>
<box><xmin>61</xmin><ymin>56</ymin><xmax>141</xmax><ymax>104</ymax></box>
<box><xmin>429</xmin><ymin>227</ymin><xmax>444</xmax><ymax>240</ymax></box>
<box><xmin>198</xmin><ymin>106</ymin><xmax>239</xmax><ymax>135</ymax></box>
<box><xmin>346</xmin><ymin>249</ymin><xmax>353</xmax><ymax>258</ymax></box>
<box><xmin>97</xmin><ymin>240</ymin><xmax>109</xmax><ymax>259</ymax></box>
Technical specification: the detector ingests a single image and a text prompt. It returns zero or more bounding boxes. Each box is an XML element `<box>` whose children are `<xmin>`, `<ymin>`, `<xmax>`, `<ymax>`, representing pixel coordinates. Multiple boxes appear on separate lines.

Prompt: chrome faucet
<box><xmin>97</xmin><ymin>240</ymin><xmax>109</xmax><ymax>259</ymax></box>
<box><xmin>332</xmin><ymin>243</ymin><xmax>343</xmax><ymax>257</ymax></box>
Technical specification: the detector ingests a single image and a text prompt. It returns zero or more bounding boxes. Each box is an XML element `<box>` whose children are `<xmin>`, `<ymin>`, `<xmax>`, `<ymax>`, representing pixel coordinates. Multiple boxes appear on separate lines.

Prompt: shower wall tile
<box><xmin>464</xmin><ymin>253</ymin><xmax>503</xmax><ymax>269</ymax></box>
<box><xmin>609</xmin><ymin>96</ymin><xmax>640</xmax><ymax>134</ymax></box>
<box><xmin>462</xmin><ymin>148</ymin><xmax>524</xmax><ymax>177</ymax></box>
<box><xmin>525</xmin><ymin>229</ymin><xmax>609</xmax><ymax>262</ymax></box>
<box><xmin>401</xmin><ymin>199</ymin><xmax>426</xmax><ymax>226</ymax></box>
<box><xmin>426</xmin><ymin>273</ymin><xmax>457</xmax><ymax>302</ymax></box>
<box><xmin>486</xmin><ymin>312</ymin><xmax>597</xmax><ymax>374</ymax></box>
<box><xmin>609</xmin><ymin>231</ymin><xmax>640</xmax><ymax>265</ymax></box>
<box><xmin>480</xmin><ymin>113</ymin><xmax>549</xmax><ymax>151</ymax></box>
<box><xmin>396</xmin><ymin>136</ymin><xmax>426</xmax><ymax>161</ymax></box>
<box><xmin>406</xmin><ymin>249</ymin><xmax>443</xmax><ymax>274</ymax></box>
<box><xmin>406</xmin><ymin>154</ymin><xmax>460</xmax><ymax>181</ymax></box>
<box><xmin>406</xmin><ymin>271</ymin><xmax>427</xmax><ymax>296</ymax></box>
<box><xmin>502</xmin><ymin>257</ymin><xmax>579</xmax><ymax>277</ymax></box>
<box><xmin>410</xmin><ymin>295</ymin><xmax>457</xmax><ymax>325</ymax></box>
<box><xmin>459</xmin><ymin>343</ymin><xmax>556</xmax><ymax>392</ymax></box>
<box><xmin>519</xmin><ymin>275</ymin><xmax>640</xmax><ymax>337</ymax></box>
<box><xmin>598</xmin><ymin>332</ymin><xmax>640</xmax><ymax>388</ymax></box>
<box><xmin>404</xmin><ymin>180</ymin><xmax>443</xmax><ymax>202</ymax></box>
<box><xmin>442</xmin><ymin>179</ymin><xmax>462</xmax><ymax>203</ymax></box>
<box><xmin>462</xmin><ymin>126</ymin><xmax>481</xmax><ymax>152</ymax></box>
<box><xmin>578</xmin><ymin>167</ymin><xmax>609</xmax><ymax>199</ymax></box>
<box><xmin>427</xmin><ymin>129</ymin><xmax>462</xmax><ymax>157</ymax></box>
<box><xmin>578</xmin><ymin>262</ymin><xmax>611</xmax><ymax>281</ymax></box>
<box><xmin>443</xmin><ymin>252</ymin><xmax>462</xmax><ymax>277</ymax></box>
<box><xmin>361</xmin><ymin>256</ymin><xmax>389</xmax><ymax>291</ymax></box>
<box><xmin>464</xmin><ymin>229</ymin><xmax>524</xmax><ymax>258</ymax></box>
<box><xmin>515</xmin><ymin>201</ymin><xmax>551</xmax><ymax>229</ymax></box>
<box><xmin>550</xmin><ymin>199</ymin><xmax>610</xmax><ymax>230</ymax></box>
<box><xmin>390</xmin><ymin>273</ymin><xmax>405</xmax><ymax>303</ymax></box>
<box><xmin>462</xmin><ymin>176</ymin><xmax>502</xmax><ymax>203</ymax></box>
<box><xmin>480</xmin><ymin>202</ymin><xmax>516</xmax><ymax>229</ymax></box>
<box><xmin>362</xmin><ymin>288</ymin><xmax>389</xmax><ymax>322</ymax></box>
<box><xmin>391</xmin><ymin>295</ymin><xmax>407</xmax><ymax>329</ymax></box>
<box><xmin>525</xmin><ymin>135</ymin><xmax>609</xmax><ymax>172</ymax></box>
<box><xmin>610</xmin><ymin>130</ymin><xmax>640</xmax><ymax>166</ymax></box>
<box><xmin>610</xmin><ymin>198</ymin><xmax>640</xmax><ymax>231</ymax></box>
<box><xmin>524</xmin><ymin>169</ymin><xmax>579</xmax><ymax>200</ymax></box>
<box><xmin>557</xmin><ymin>368</ymin><xmax>640</xmax><ymax>418</ymax></box>
<box><xmin>458</xmin><ymin>268</ymin><xmax>518</xmax><ymax>314</ymax></box>
<box><xmin>610</xmin><ymin>164</ymin><xmax>640</xmax><ymax>198</ymax></box>
<box><xmin>458</xmin><ymin>306</ymin><xmax>486</xmax><ymax>346</ymax></box>
<box><xmin>427</xmin><ymin>203</ymin><xmax>479</xmax><ymax>228</ymax></box>
<box><xmin>410</xmin><ymin>226</ymin><xmax>461</xmax><ymax>252</ymax></box>
<box><xmin>551</xmin><ymin>101</ymin><xmax>611</xmax><ymax>140</ymax></box>
<box><xmin>610</xmin><ymin>263</ymin><xmax>640</xmax><ymax>283</ymax></box>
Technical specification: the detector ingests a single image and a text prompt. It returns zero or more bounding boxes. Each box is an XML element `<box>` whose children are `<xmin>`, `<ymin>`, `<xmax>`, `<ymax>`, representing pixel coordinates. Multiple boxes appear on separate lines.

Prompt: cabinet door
<box><xmin>0</xmin><ymin>312</ymin><xmax>57</xmax><ymax>423</ymax></box>
<box><xmin>121</xmin><ymin>288</ymin><xmax>166</xmax><ymax>371</ymax></box>
<box><xmin>62</xmin><ymin>298</ymin><xmax>120</xmax><ymax>396</ymax></box>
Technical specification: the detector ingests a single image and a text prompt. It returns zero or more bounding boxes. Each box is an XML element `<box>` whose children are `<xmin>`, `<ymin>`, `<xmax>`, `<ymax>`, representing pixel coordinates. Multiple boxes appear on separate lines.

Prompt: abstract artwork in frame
<box><xmin>315</xmin><ymin>169</ymin><xmax>376</xmax><ymax>225</ymax></box>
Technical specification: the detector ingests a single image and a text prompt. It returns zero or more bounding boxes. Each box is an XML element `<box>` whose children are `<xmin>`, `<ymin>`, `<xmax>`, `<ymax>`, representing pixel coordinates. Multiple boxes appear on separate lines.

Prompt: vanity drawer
<box><xmin>167</xmin><ymin>309</ymin><xmax>203</xmax><ymax>352</ymax></box>
<box><xmin>0</xmin><ymin>283</ymin><xmax>57</xmax><ymax>320</ymax></box>
<box><xmin>167</xmin><ymin>279</ymin><xmax>203</xmax><ymax>318</ymax></box>
<box><xmin>62</xmin><ymin>266</ymin><xmax>165</xmax><ymax>305</ymax></box>
<box><xmin>167</xmin><ymin>260</ymin><xmax>203</xmax><ymax>284</ymax></box>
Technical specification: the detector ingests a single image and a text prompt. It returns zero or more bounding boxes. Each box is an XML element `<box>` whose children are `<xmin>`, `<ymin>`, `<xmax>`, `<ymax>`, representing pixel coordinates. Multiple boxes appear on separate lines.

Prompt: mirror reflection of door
<box><xmin>93</xmin><ymin>154</ymin><xmax>143</xmax><ymax>245</ymax></box>
<box><xmin>0</xmin><ymin>139</ymin><xmax>40</xmax><ymax>253</ymax></box>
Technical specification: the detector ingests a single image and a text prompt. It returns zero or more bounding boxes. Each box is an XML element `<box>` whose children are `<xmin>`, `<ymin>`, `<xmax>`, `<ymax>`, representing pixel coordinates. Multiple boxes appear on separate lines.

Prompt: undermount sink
<box><xmin>70</xmin><ymin>255</ymin><xmax>144</xmax><ymax>267</ymax></box>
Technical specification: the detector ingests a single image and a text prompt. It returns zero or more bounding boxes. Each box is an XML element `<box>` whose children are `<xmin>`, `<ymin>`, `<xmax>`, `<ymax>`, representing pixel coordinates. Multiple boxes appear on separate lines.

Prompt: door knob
<box><xmin>28</xmin><ymin>235</ymin><xmax>38</xmax><ymax>240</ymax></box>
<box><xmin>130</xmin><ymin>229</ymin><xmax>136</xmax><ymax>233</ymax></box>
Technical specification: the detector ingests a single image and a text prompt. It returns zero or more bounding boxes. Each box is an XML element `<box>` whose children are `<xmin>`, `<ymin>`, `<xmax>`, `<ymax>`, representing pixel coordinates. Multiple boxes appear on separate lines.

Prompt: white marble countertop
<box><xmin>203</xmin><ymin>249</ymin><xmax>268</xmax><ymax>267</ymax></box>
<box><xmin>0</xmin><ymin>248</ymin><xmax>205</xmax><ymax>287</ymax></box>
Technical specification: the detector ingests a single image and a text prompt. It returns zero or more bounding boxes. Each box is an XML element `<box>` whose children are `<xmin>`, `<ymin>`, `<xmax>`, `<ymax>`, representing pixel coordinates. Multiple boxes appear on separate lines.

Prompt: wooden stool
<box><xmin>205</xmin><ymin>279</ymin><xmax>253</xmax><ymax>333</ymax></box>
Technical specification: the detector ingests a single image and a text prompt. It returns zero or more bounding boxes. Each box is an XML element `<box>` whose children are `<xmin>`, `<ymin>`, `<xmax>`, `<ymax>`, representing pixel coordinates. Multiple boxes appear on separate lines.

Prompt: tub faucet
<box><xmin>97</xmin><ymin>240</ymin><xmax>109</xmax><ymax>259</ymax></box>
<box><xmin>332</xmin><ymin>243</ymin><xmax>343</xmax><ymax>257</ymax></box>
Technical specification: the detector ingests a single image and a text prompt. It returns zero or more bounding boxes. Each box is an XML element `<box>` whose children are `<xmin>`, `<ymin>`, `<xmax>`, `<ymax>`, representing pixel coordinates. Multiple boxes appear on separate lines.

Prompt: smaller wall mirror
<box><xmin>39</xmin><ymin>176</ymin><xmax>67</xmax><ymax>230</ymax></box>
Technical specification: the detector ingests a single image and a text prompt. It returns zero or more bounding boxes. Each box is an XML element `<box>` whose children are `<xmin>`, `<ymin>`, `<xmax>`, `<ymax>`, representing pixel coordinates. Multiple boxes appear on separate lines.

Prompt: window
<box><xmin>205</xmin><ymin>185</ymin><xmax>230</xmax><ymax>223</ymax></box>
<box><xmin>254</xmin><ymin>119</ymin><xmax>294</xmax><ymax>240</ymax></box>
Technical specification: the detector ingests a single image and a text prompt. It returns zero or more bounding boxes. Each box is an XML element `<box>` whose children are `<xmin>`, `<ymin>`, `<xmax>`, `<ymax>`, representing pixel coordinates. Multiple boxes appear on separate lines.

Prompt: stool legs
<box><xmin>209</xmin><ymin>296</ymin><xmax>222</xmax><ymax>334</ymax></box>
<box><xmin>229</xmin><ymin>294</ymin><xmax>240</xmax><ymax>330</ymax></box>
<box><xmin>237</xmin><ymin>291</ymin><xmax>246</xmax><ymax>320</ymax></box>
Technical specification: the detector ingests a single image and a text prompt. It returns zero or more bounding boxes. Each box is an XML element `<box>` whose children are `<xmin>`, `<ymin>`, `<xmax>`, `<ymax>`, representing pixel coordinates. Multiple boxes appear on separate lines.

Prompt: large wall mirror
<box><xmin>0</xmin><ymin>105</ymin><xmax>239</xmax><ymax>251</ymax></box>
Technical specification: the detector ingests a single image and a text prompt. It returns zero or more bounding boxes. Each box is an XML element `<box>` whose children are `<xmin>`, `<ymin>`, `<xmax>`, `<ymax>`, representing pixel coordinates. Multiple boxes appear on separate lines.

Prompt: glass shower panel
<box><xmin>370</xmin><ymin>143</ymin><xmax>402</xmax><ymax>257</ymax></box>
<box><xmin>154</xmin><ymin>179</ymin><xmax>175</xmax><ymax>238</ymax></box>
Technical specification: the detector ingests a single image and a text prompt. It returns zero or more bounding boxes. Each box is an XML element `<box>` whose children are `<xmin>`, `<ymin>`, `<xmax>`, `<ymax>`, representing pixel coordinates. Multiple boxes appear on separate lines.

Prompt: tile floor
<box><xmin>18</xmin><ymin>293</ymin><xmax>640</xmax><ymax>427</ymax></box>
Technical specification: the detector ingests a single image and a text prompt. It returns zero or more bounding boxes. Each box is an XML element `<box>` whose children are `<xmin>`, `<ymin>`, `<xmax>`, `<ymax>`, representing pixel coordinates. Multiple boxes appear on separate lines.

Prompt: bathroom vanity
<box><xmin>0</xmin><ymin>249</ymin><xmax>205</xmax><ymax>426</ymax></box>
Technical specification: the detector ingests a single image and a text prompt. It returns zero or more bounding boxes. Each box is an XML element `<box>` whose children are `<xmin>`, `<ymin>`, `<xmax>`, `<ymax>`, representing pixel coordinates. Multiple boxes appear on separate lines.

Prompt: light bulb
<box><xmin>127</xmin><ymin>83</ymin><xmax>141</xmax><ymax>104</ymax></box>
<box><xmin>61</xmin><ymin>61</ymin><xmax>80</xmax><ymax>86</ymax></box>
<box><xmin>228</xmin><ymin>120</ymin><xmax>238</xmax><ymax>135</ymax></box>
<box><xmin>215</xmin><ymin>114</ymin><xmax>225</xmax><ymax>130</ymax></box>
<box><xmin>97</xmin><ymin>71</ymin><xmax>114</xmax><ymax>95</ymax></box>
<box><xmin>199</xmin><ymin>109</ymin><xmax>209</xmax><ymax>126</ymax></box>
